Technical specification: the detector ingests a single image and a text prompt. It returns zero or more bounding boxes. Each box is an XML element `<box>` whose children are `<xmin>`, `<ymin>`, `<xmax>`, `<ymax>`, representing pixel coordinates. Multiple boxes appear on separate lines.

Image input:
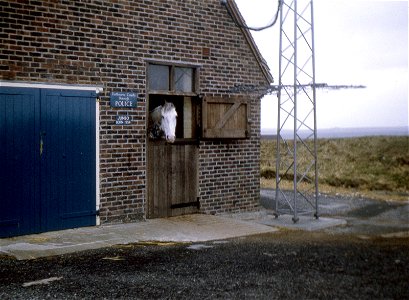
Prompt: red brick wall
<box><xmin>1</xmin><ymin>0</ymin><xmax>269</xmax><ymax>222</ymax></box>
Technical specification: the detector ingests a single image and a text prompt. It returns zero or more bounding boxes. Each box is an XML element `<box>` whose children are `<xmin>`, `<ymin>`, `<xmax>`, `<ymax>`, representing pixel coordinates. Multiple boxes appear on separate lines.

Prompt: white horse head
<box><xmin>150</xmin><ymin>102</ymin><xmax>177</xmax><ymax>143</ymax></box>
<box><xmin>149</xmin><ymin>101</ymin><xmax>178</xmax><ymax>143</ymax></box>
<box><xmin>160</xmin><ymin>102</ymin><xmax>177</xmax><ymax>143</ymax></box>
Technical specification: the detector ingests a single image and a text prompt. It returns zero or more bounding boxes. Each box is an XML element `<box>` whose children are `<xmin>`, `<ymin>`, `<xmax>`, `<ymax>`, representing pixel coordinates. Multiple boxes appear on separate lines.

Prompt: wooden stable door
<box><xmin>147</xmin><ymin>142</ymin><xmax>199</xmax><ymax>218</ymax></box>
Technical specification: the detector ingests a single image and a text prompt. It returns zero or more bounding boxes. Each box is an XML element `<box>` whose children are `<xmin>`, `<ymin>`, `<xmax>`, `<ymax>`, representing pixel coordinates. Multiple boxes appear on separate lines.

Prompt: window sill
<box><xmin>148</xmin><ymin>138</ymin><xmax>200</xmax><ymax>145</ymax></box>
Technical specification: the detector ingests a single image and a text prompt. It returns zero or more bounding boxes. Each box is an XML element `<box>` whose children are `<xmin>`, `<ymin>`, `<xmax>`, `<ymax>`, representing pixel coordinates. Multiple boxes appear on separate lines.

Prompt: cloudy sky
<box><xmin>235</xmin><ymin>0</ymin><xmax>408</xmax><ymax>130</ymax></box>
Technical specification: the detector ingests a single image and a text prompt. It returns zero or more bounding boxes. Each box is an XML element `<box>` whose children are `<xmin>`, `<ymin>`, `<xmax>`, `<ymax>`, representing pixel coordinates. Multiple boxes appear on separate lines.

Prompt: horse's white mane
<box><xmin>150</xmin><ymin>105</ymin><xmax>162</xmax><ymax>124</ymax></box>
<box><xmin>161</xmin><ymin>102</ymin><xmax>176</xmax><ymax>114</ymax></box>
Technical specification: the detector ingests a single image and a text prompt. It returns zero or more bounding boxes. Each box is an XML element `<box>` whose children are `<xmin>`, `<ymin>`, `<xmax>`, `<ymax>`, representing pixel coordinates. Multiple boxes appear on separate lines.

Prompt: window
<box><xmin>148</xmin><ymin>63</ymin><xmax>200</xmax><ymax>141</ymax></box>
<box><xmin>148</xmin><ymin>65</ymin><xmax>169</xmax><ymax>91</ymax></box>
<box><xmin>148</xmin><ymin>63</ymin><xmax>197</xmax><ymax>94</ymax></box>
<box><xmin>174</xmin><ymin>67</ymin><xmax>193</xmax><ymax>92</ymax></box>
<box><xmin>147</xmin><ymin>63</ymin><xmax>250</xmax><ymax>141</ymax></box>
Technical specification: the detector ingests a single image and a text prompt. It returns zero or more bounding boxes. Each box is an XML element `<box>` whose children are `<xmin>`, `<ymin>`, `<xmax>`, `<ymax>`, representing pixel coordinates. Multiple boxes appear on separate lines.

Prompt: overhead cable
<box><xmin>223</xmin><ymin>0</ymin><xmax>282</xmax><ymax>31</ymax></box>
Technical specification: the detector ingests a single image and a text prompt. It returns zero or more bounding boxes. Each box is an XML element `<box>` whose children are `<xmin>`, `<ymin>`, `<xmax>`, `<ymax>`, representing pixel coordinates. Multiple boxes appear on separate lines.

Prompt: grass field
<box><xmin>260</xmin><ymin>136</ymin><xmax>409</xmax><ymax>201</ymax></box>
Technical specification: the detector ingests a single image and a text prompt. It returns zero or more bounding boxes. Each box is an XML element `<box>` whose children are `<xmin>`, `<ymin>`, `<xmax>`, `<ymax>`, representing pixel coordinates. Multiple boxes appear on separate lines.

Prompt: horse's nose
<box><xmin>166</xmin><ymin>135</ymin><xmax>175</xmax><ymax>143</ymax></box>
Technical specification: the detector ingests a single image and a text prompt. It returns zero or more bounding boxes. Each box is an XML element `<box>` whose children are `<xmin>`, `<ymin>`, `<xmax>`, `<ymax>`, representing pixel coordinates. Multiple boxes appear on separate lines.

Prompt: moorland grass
<box><xmin>261</xmin><ymin>136</ymin><xmax>409</xmax><ymax>201</ymax></box>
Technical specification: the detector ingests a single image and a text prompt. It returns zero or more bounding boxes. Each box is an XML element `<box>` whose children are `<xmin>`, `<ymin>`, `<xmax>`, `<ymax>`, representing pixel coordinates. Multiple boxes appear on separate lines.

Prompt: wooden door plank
<box><xmin>202</xmin><ymin>96</ymin><xmax>250</xmax><ymax>139</ymax></box>
<box><xmin>214</xmin><ymin>102</ymin><xmax>241</xmax><ymax>129</ymax></box>
<box><xmin>147</xmin><ymin>145</ymin><xmax>153</xmax><ymax>217</ymax></box>
<box><xmin>164</xmin><ymin>145</ymin><xmax>171</xmax><ymax>217</ymax></box>
<box><xmin>148</xmin><ymin>142</ymin><xmax>199</xmax><ymax>218</ymax></box>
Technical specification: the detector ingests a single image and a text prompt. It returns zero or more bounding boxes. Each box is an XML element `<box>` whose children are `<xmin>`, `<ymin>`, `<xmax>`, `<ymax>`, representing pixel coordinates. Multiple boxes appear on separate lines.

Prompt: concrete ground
<box><xmin>1</xmin><ymin>189</ymin><xmax>407</xmax><ymax>260</ymax></box>
<box><xmin>0</xmin><ymin>212</ymin><xmax>345</xmax><ymax>260</ymax></box>
<box><xmin>0</xmin><ymin>214</ymin><xmax>277</xmax><ymax>260</ymax></box>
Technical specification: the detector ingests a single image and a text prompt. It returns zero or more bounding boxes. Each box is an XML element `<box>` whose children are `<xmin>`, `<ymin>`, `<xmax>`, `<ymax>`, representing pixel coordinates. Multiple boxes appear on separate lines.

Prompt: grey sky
<box><xmin>235</xmin><ymin>0</ymin><xmax>408</xmax><ymax>130</ymax></box>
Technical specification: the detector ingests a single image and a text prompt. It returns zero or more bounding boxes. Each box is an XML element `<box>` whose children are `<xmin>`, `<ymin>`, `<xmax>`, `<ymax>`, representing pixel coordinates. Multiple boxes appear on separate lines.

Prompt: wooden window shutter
<box><xmin>202</xmin><ymin>96</ymin><xmax>250</xmax><ymax>139</ymax></box>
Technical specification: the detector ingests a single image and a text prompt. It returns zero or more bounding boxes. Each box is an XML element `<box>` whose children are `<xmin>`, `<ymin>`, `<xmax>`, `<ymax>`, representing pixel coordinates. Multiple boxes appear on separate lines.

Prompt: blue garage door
<box><xmin>0</xmin><ymin>87</ymin><xmax>96</xmax><ymax>238</ymax></box>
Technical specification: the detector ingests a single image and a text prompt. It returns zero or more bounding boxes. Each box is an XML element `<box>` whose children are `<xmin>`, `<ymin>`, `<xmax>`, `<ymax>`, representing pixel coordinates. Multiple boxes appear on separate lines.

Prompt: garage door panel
<box><xmin>0</xmin><ymin>87</ymin><xmax>96</xmax><ymax>238</ymax></box>
<box><xmin>40</xmin><ymin>89</ymin><xmax>96</xmax><ymax>231</ymax></box>
<box><xmin>0</xmin><ymin>88</ymin><xmax>40</xmax><ymax>237</ymax></box>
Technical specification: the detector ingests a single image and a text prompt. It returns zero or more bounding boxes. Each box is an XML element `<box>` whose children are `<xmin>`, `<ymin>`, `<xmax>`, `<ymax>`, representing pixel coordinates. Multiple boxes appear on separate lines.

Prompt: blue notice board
<box><xmin>110</xmin><ymin>92</ymin><xmax>137</xmax><ymax>108</ymax></box>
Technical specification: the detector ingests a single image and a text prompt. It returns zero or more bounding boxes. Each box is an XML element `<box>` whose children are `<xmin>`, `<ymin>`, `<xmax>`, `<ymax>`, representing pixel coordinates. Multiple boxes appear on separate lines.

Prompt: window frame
<box><xmin>147</xmin><ymin>61</ymin><xmax>201</xmax><ymax>143</ymax></box>
<box><xmin>147</xmin><ymin>61</ymin><xmax>200</xmax><ymax>96</ymax></box>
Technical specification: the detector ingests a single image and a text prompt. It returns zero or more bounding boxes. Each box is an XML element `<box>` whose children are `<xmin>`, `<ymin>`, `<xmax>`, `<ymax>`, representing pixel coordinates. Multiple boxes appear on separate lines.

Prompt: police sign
<box><xmin>110</xmin><ymin>92</ymin><xmax>137</xmax><ymax>108</ymax></box>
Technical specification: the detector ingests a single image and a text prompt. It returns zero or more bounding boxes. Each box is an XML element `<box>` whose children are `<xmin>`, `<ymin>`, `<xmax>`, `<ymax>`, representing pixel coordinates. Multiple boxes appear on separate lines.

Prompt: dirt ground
<box><xmin>0</xmin><ymin>230</ymin><xmax>408</xmax><ymax>299</ymax></box>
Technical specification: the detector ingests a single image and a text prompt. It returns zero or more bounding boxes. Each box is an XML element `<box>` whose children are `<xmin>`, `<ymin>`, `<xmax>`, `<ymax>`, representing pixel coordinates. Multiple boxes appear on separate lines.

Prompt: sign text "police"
<box><xmin>110</xmin><ymin>92</ymin><xmax>137</xmax><ymax>108</ymax></box>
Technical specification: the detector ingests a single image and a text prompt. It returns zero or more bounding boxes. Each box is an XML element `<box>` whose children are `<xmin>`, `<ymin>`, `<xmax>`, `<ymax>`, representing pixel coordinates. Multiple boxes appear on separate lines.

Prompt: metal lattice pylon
<box><xmin>275</xmin><ymin>0</ymin><xmax>319</xmax><ymax>222</ymax></box>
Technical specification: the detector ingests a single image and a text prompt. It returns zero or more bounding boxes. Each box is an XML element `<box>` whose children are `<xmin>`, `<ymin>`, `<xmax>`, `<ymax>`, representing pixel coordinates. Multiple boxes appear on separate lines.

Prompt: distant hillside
<box><xmin>261</xmin><ymin>126</ymin><xmax>408</xmax><ymax>139</ymax></box>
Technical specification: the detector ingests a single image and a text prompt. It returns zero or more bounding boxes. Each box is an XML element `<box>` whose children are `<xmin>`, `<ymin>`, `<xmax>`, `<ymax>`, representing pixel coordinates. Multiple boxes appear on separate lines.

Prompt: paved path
<box><xmin>0</xmin><ymin>214</ymin><xmax>281</xmax><ymax>260</ymax></box>
<box><xmin>2</xmin><ymin>189</ymin><xmax>407</xmax><ymax>260</ymax></box>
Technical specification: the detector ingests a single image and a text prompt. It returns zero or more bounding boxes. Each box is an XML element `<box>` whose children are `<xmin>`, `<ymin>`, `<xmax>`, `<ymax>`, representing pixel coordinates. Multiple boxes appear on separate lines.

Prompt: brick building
<box><xmin>0</xmin><ymin>0</ymin><xmax>273</xmax><ymax>237</ymax></box>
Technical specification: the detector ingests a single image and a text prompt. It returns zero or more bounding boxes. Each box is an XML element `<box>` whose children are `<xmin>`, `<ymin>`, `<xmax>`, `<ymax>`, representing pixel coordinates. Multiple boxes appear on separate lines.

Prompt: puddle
<box><xmin>187</xmin><ymin>244</ymin><xmax>214</xmax><ymax>250</ymax></box>
<box><xmin>347</xmin><ymin>202</ymin><xmax>397</xmax><ymax>218</ymax></box>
